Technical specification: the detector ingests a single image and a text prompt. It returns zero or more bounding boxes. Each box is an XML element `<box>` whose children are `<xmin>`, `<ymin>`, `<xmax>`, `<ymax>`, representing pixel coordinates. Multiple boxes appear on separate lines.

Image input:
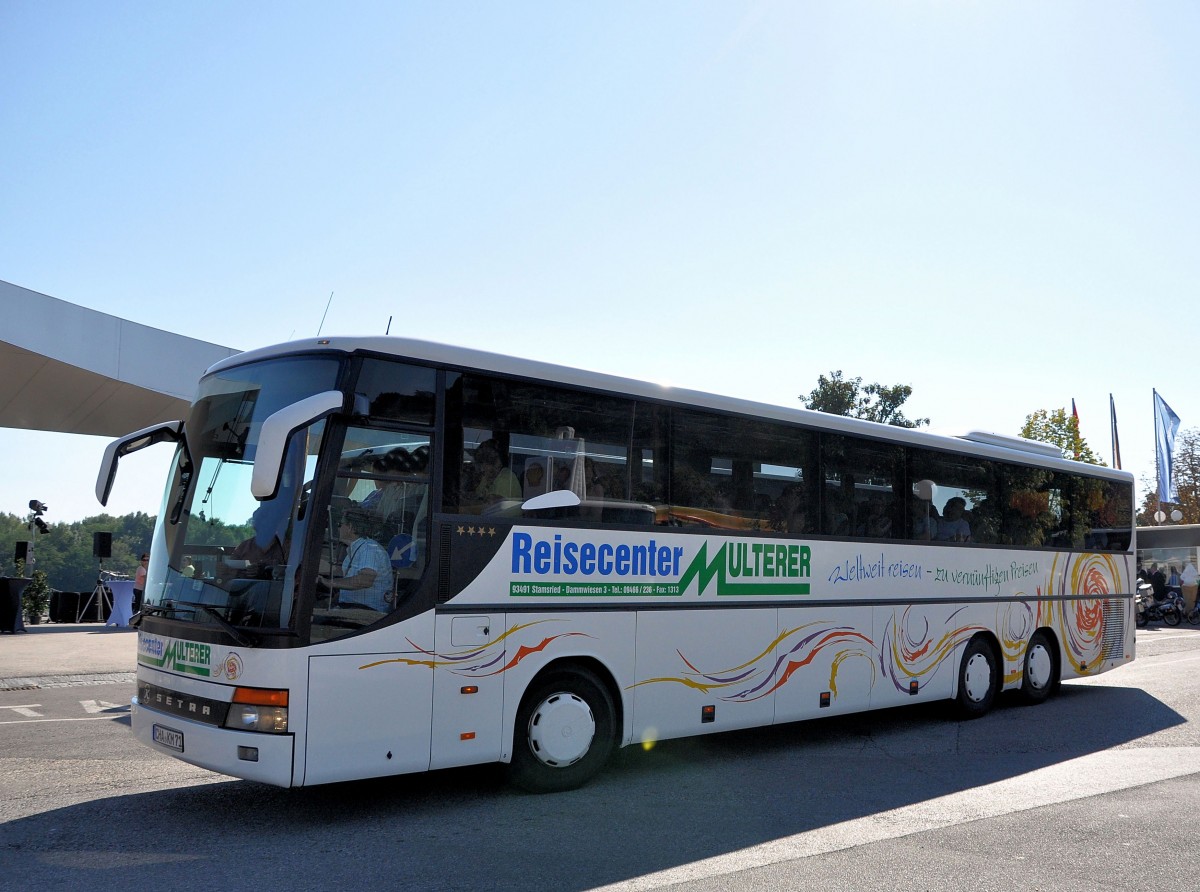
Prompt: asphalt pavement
<box><xmin>0</xmin><ymin>621</ymin><xmax>136</xmax><ymax>687</ymax></box>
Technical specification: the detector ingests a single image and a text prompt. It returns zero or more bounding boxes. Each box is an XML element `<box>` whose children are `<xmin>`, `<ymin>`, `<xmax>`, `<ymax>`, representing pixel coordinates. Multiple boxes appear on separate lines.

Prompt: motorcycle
<box><xmin>1137</xmin><ymin>584</ymin><xmax>1185</xmax><ymax>626</ymax></box>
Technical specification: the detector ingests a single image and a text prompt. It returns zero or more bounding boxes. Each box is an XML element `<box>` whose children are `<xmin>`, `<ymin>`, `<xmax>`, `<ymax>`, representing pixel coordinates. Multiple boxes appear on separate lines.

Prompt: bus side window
<box><xmin>446</xmin><ymin>374</ymin><xmax>653</xmax><ymax>524</ymax></box>
<box><xmin>670</xmin><ymin>410</ymin><xmax>817</xmax><ymax>533</ymax></box>
<box><xmin>821</xmin><ymin>435</ymin><xmax>903</xmax><ymax>539</ymax></box>
<box><xmin>907</xmin><ymin>449</ymin><xmax>998</xmax><ymax>545</ymax></box>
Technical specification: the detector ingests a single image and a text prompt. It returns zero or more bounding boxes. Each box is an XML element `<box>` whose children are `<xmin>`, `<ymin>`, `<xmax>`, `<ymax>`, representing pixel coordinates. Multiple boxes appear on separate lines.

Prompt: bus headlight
<box><xmin>223</xmin><ymin>686</ymin><xmax>289</xmax><ymax>733</ymax></box>
<box><xmin>224</xmin><ymin>704</ymin><xmax>288</xmax><ymax>733</ymax></box>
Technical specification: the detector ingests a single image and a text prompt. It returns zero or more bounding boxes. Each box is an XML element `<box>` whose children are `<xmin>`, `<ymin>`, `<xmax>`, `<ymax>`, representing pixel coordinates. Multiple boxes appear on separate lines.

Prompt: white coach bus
<box><xmin>98</xmin><ymin>338</ymin><xmax>1136</xmax><ymax>792</ymax></box>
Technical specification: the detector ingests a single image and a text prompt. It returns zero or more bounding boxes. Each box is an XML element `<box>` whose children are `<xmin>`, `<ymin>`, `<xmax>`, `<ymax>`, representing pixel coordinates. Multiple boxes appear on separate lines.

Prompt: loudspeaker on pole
<box><xmin>14</xmin><ymin>541</ymin><xmax>29</xmax><ymax>564</ymax></box>
<box><xmin>93</xmin><ymin>531</ymin><xmax>112</xmax><ymax>559</ymax></box>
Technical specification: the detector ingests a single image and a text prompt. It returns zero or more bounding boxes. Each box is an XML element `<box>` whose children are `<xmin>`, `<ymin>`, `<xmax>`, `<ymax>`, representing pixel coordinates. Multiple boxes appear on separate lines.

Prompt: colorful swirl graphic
<box><xmin>359</xmin><ymin>619</ymin><xmax>594</xmax><ymax>676</ymax></box>
<box><xmin>1048</xmin><ymin>552</ymin><xmax>1122</xmax><ymax>674</ymax></box>
<box><xmin>629</xmin><ymin>622</ymin><xmax>875</xmax><ymax>702</ymax></box>
<box><xmin>877</xmin><ymin>607</ymin><xmax>985</xmax><ymax>694</ymax></box>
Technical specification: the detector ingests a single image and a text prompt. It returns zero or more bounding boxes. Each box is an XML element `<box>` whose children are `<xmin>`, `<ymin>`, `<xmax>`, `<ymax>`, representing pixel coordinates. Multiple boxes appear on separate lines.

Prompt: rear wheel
<box><xmin>1165</xmin><ymin>606</ymin><xmax>1182</xmax><ymax>627</ymax></box>
<box><xmin>507</xmin><ymin>667</ymin><xmax>617</xmax><ymax>793</ymax></box>
<box><xmin>1019</xmin><ymin>630</ymin><xmax>1059</xmax><ymax>705</ymax></box>
<box><xmin>955</xmin><ymin>636</ymin><xmax>999</xmax><ymax>719</ymax></box>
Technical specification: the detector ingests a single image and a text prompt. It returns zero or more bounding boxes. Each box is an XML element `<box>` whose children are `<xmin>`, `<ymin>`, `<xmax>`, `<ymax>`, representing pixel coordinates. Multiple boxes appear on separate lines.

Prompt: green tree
<box><xmin>1019</xmin><ymin>408</ymin><xmax>1104</xmax><ymax>465</ymax></box>
<box><xmin>3</xmin><ymin>509</ymin><xmax>254</xmax><ymax>594</ymax></box>
<box><xmin>801</xmin><ymin>371</ymin><xmax>929</xmax><ymax>428</ymax></box>
<box><xmin>1</xmin><ymin>511</ymin><xmax>157</xmax><ymax>592</ymax></box>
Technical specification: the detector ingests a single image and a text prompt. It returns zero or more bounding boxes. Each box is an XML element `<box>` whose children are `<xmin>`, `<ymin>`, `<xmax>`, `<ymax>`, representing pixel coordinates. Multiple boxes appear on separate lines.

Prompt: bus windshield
<box><xmin>145</xmin><ymin>356</ymin><xmax>340</xmax><ymax>635</ymax></box>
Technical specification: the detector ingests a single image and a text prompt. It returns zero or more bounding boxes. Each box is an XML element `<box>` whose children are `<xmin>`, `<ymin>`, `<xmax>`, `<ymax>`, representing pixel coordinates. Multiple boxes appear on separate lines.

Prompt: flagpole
<box><xmin>1071</xmin><ymin>398</ymin><xmax>1079</xmax><ymax>460</ymax></box>
<box><xmin>1154</xmin><ymin>389</ymin><xmax>1161</xmax><ymax>521</ymax></box>
<box><xmin>1109</xmin><ymin>393</ymin><xmax>1120</xmax><ymax>470</ymax></box>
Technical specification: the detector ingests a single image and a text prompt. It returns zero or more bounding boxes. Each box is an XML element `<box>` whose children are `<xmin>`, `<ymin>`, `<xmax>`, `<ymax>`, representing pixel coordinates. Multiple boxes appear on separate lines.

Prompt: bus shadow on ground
<box><xmin>1</xmin><ymin>683</ymin><xmax>1186</xmax><ymax>890</ymax></box>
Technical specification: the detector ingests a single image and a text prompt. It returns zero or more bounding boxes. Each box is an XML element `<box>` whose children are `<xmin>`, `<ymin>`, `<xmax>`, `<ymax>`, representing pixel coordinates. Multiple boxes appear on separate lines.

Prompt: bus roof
<box><xmin>207</xmin><ymin>336</ymin><xmax>1134</xmax><ymax>482</ymax></box>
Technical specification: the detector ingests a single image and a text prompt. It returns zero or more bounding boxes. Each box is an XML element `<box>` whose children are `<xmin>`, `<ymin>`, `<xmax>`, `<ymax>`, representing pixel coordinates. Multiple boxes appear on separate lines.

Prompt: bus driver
<box><xmin>318</xmin><ymin>509</ymin><xmax>393</xmax><ymax>611</ymax></box>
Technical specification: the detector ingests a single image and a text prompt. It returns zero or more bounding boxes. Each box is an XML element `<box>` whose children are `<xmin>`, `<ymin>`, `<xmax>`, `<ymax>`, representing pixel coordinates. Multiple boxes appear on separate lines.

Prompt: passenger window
<box><xmin>442</xmin><ymin>375</ymin><xmax>657</xmax><ymax>524</ymax></box>
<box><xmin>670</xmin><ymin>411</ymin><xmax>818</xmax><ymax>533</ymax></box>
<box><xmin>999</xmin><ymin>465</ymin><xmax>1071</xmax><ymax>548</ymax></box>
<box><xmin>820</xmin><ymin>435</ymin><xmax>902</xmax><ymax>539</ymax></box>
<box><xmin>1074</xmin><ymin>476</ymin><xmax>1132</xmax><ymax>551</ymax></box>
<box><xmin>908</xmin><ymin>450</ymin><xmax>999</xmax><ymax>544</ymax></box>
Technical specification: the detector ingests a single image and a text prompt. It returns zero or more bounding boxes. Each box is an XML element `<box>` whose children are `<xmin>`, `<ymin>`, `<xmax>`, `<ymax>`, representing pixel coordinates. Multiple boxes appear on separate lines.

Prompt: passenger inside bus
<box><xmin>771</xmin><ymin>483</ymin><xmax>811</xmax><ymax>534</ymax></box>
<box><xmin>522</xmin><ymin>458</ymin><xmax>547</xmax><ymax>498</ymax></box>
<box><xmin>824</xmin><ymin>473</ymin><xmax>856</xmax><ymax>536</ymax></box>
<box><xmin>912</xmin><ymin>499</ymin><xmax>938</xmax><ymax>540</ymax></box>
<box><xmin>860</xmin><ymin>498</ymin><xmax>893</xmax><ymax>538</ymax></box>
<box><xmin>359</xmin><ymin>456</ymin><xmax>394</xmax><ymax>509</ymax></box>
<box><xmin>936</xmin><ymin>497</ymin><xmax>972</xmax><ymax>543</ymax></box>
<box><xmin>553</xmin><ymin>462</ymin><xmax>573</xmax><ymax>491</ymax></box>
<box><xmin>468</xmin><ymin>439</ymin><xmax>521</xmax><ymax>504</ymax></box>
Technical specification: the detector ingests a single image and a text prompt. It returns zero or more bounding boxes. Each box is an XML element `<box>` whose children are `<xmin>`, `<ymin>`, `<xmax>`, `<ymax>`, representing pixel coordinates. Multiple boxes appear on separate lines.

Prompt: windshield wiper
<box><xmin>172</xmin><ymin>601</ymin><xmax>258</xmax><ymax>647</ymax></box>
<box><xmin>134</xmin><ymin>603</ymin><xmax>176</xmax><ymax>625</ymax></box>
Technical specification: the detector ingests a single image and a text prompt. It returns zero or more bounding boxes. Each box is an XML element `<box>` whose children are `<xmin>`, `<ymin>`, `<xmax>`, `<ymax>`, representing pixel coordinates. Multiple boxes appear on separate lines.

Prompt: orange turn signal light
<box><xmin>233</xmin><ymin>687</ymin><xmax>289</xmax><ymax>707</ymax></box>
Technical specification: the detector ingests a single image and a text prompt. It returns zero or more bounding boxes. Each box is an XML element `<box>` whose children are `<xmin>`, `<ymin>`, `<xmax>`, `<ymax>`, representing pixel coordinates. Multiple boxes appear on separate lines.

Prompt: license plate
<box><xmin>152</xmin><ymin>723</ymin><xmax>184</xmax><ymax>752</ymax></box>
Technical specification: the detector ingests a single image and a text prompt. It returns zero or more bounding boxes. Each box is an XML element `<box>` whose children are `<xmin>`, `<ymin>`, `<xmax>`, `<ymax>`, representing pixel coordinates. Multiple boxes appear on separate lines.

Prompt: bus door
<box><xmin>303</xmin><ymin>629</ymin><xmax>436</xmax><ymax>785</ymax></box>
<box><xmin>429</xmin><ymin>611</ymin><xmax>505</xmax><ymax>770</ymax></box>
<box><xmin>302</xmin><ymin>419</ymin><xmax>440</xmax><ymax>785</ymax></box>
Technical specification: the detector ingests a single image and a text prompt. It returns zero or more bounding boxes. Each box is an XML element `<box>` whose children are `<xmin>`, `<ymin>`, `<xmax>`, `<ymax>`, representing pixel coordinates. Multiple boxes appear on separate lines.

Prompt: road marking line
<box><xmin>0</xmin><ymin>704</ymin><xmax>43</xmax><ymax>717</ymax></box>
<box><xmin>0</xmin><ymin>716</ymin><xmax>127</xmax><ymax>725</ymax></box>
<box><xmin>80</xmin><ymin>699</ymin><xmax>129</xmax><ymax>714</ymax></box>
<box><xmin>1137</xmin><ymin>631</ymin><xmax>1200</xmax><ymax>642</ymax></box>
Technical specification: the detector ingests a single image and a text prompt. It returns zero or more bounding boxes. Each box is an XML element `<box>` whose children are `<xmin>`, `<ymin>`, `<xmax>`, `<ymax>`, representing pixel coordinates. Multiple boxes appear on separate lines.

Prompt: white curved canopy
<box><xmin>0</xmin><ymin>280</ymin><xmax>238</xmax><ymax>437</ymax></box>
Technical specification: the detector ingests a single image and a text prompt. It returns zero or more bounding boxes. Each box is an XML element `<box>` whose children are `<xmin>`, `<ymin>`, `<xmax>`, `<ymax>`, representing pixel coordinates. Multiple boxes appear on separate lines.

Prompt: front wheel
<box><xmin>1019</xmin><ymin>630</ymin><xmax>1059</xmax><ymax>705</ymax></box>
<box><xmin>1188</xmin><ymin>608</ymin><xmax>1200</xmax><ymax>626</ymax></box>
<box><xmin>955</xmin><ymin>636</ymin><xmax>999</xmax><ymax>719</ymax></box>
<box><xmin>507</xmin><ymin>667</ymin><xmax>617</xmax><ymax>793</ymax></box>
<box><xmin>1165</xmin><ymin>606</ymin><xmax>1182</xmax><ymax>627</ymax></box>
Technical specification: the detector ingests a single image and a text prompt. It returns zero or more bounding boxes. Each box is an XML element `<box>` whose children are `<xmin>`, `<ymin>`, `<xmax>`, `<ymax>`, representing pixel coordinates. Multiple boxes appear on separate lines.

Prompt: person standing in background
<box><xmin>133</xmin><ymin>553</ymin><xmax>148</xmax><ymax>613</ymax></box>
<box><xmin>1181</xmin><ymin>562</ymin><xmax>1199</xmax><ymax>614</ymax></box>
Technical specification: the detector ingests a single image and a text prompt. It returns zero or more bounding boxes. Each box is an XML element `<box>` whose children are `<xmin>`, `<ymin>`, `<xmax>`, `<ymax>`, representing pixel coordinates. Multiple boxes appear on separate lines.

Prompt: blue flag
<box><xmin>1154</xmin><ymin>390</ymin><xmax>1181</xmax><ymax>503</ymax></box>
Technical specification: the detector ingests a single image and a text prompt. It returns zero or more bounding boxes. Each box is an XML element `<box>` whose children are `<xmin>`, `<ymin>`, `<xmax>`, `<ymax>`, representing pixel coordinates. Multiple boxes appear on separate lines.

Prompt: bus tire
<box><xmin>1019</xmin><ymin>630</ymin><xmax>1059</xmax><ymax>705</ymax></box>
<box><xmin>954</xmin><ymin>636</ymin><xmax>999</xmax><ymax>719</ymax></box>
<box><xmin>507</xmin><ymin>667</ymin><xmax>616</xmax><ymax>794</ymax></box>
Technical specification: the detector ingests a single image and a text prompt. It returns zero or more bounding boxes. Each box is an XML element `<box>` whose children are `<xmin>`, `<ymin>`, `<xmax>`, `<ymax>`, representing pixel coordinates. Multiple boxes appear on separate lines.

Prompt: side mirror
<box><xmin>251</xmin><ymin>391</ymin><xmax>344</xmax><ymax>500</ymax></box>
<box><xmin>96</xmin><ymin>421</ymin><xmax>183</xmax><ymax>505</ymax></box>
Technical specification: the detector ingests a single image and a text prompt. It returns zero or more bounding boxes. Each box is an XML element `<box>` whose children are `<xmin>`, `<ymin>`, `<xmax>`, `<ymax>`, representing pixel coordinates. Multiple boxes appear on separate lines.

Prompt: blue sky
<box><xmin>2</xmin><ymin>1</ymin><xmax>1197</xmax><ymax>522</ymax></box>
